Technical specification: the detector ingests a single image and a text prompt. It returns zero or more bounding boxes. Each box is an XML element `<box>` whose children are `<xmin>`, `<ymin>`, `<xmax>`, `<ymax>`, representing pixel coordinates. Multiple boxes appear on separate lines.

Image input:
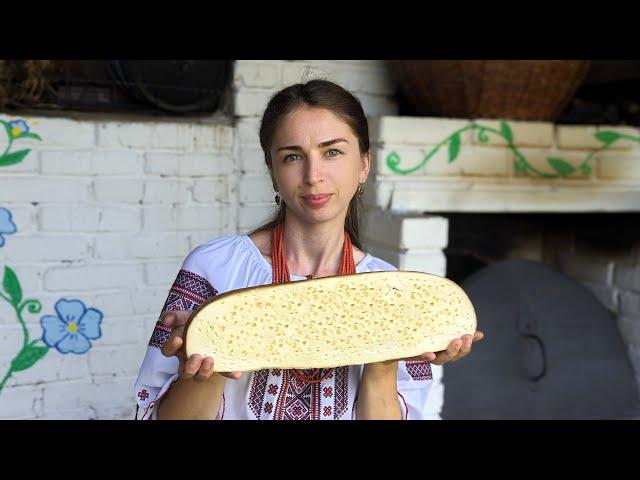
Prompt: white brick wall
<box><xmin>0</xmin><ymin>178</ymin><xmax>92</xmax><ymax>202</ymax></box>
<box><xmin>543</xmin><ymin>227</ymin><xmax>640</xmax><ymax>398</ymax></box>
<box><xmin>363</xmin><ymin>208</ymin><xmax>448</xmax><ymax>250</ymax></box>
<box><xmin>615</xmin><ymin>264</ymin><xmax>640</xmax><ymax>292</ymax></box>
<box><xmin>0</xmin><ymin>235</ymin><xmax>91</xmax><ymax>261</ymax></box>
<box><xmin>41</xmin><ymin>150</ymin><xmax>141</xmax><ymax>175</ymax></box>
<box><xmin>371</xmin><ymin>116</ymin><xmax>640</xmax><ymax>213</ymax></box>
<box><xmin>39</xmin><ymin>205</ymin><xmax>141</xmax><ymax>232</ymax></box>
<box><xmin>93</xmin><ymin>178</ymin><xmax>144</xmax><ymax>203</ymax></box>
<box><xmin>0</xmin><ymin>385</ymin><xmax>43</xmax><ymax>419</ymax></box>
<box><xmin>0</xmin><ymin>110</ymin><xmax>235</xmax><ymax>419</ymax></box>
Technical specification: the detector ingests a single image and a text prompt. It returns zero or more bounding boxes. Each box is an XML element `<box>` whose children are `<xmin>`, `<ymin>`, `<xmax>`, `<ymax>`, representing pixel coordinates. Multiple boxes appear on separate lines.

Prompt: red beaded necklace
<box><xmin>271</xmin><ymin>222</ymin><xmax>355</xmax><ymax>384</ymax></box>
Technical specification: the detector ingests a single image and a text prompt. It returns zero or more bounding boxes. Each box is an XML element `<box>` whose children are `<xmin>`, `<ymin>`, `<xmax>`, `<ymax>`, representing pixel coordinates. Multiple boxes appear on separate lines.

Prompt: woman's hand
<box><xmin>159</xmin><ymin>310</ymin><xmax>242</xmax><ymax>381</ymax></box>
<box><xmin>406</xmin><ymin>331</ymin><xmax>484</xmax><ymax>366</ymax></box>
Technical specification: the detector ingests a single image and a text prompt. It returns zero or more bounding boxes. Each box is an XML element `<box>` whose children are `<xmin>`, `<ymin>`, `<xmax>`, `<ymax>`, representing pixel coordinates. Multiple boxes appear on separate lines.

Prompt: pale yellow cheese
<box><xmin>184</xmin><ymin>270</ymin><xmax>476</xmax><ymax>371</ymax></box>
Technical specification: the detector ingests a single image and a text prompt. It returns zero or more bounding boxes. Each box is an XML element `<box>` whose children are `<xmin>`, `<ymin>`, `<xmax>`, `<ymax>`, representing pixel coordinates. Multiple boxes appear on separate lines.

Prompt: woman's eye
<box><xmin>325</xmin><ymin>149</ymin><xmax>342</xmax><ymax>158</ymax></box>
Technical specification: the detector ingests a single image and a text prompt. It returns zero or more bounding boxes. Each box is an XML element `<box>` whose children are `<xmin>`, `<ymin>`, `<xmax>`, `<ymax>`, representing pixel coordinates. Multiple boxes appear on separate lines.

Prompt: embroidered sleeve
<box><xmin>404</xmin><ymin>360</ymin><xmax>433</xmax><ymax>381</ymax></box>
<box><xmin>396</xmin><ymin>360</ymin><xmax>434</xmax><ymax>420</ymax></box>
<box><xmin>146</xmin><ymin>270</ymin><xmax>219</xmax><ymax>351</ymax></box>
<box><xmin>162</xmin><ymin>270</ymin><xmax>219</xmax><ymax>313</ymax></box>
<box><xmin>134</xmin><ymin>269</ymin><xmax>218</xmax><ymax>419</ymax></box>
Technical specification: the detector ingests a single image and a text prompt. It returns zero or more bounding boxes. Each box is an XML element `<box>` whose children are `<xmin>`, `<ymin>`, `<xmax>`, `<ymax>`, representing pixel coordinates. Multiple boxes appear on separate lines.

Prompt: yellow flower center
<box><xmin>11</xmin><ymin>126</ymin><xmax>22</xmax><ymax>137</ymax></box>
<box><xmin>67</xmin><ymin>322</ymin><xmax>78</xmax><ymax>333</ymax></box>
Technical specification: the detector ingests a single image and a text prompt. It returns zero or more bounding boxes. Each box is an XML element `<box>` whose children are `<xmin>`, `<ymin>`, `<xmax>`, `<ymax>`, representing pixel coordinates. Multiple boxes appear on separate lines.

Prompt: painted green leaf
<box><xmin>515</xmin><ymin>160</ymin><xmax>527</xmax><ymax>173</ymax></box>
<box><xmin>500</xmin><ymin>121</ymin><xmax>513</xmax><ymax>144</ymax></box>
<box><xmin>477</xmin><ymin>129</ymin><xmax>489</xmax><ymax>143</ymax></box>
<box><xmin>448</xmin><ymin>133</ymin><xmax>461</xmax><ymax>163</ymax></box>
<box><xmin>581</xmin><ymin>163</ymin><xmax>592</xmax><ymax>176</ymax></box>
<box><xmin>547</xmin><ymin>157</ymin><xmax>576</xmax><ymax>176</ymax></box>
<box><xmin>595</xmin><ymin>131</ymin><xmax>621</xmax><ymax>146</ymax></box>
<box><xmin>11</xmin><ymin>345</ymin><xmax>49</xmax><ymax>372</ymax></box>
<box><xmin>18</xmin><ymin>133</ymin><xmax>42</xmax><ymax>141</ymax></box>
<box><xmin>386</xmin><ymin>151</ymin><xmax>401</xmax><ymax>167</ymax></box>
<box><xmin>0</xmin><ymin>149</ymin><xmax>30</xmax><ymax>167</ymax></box>
<box><xmin>3</xmin><ymin>266</ymin><xmax>22</xmax><ymax>306</ymax></box>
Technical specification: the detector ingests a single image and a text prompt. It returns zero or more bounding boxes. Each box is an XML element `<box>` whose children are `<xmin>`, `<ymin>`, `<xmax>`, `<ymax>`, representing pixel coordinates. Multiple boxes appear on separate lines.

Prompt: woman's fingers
<box><xmin>161</xmin><ymin>332</ymin><xmax>183</xmax><ymax>358</ymax></box>
<box><xmin>182</xmin><ymin>354</ymin><xmax>205</xmax><ymax>379</ymax></box>
<box><xmin>158</xmin><ymin>311</ymin><xmax>193</xmax><ymax>360</ymax></box>
<box><xmin>458</xmin><ymin>334</ymin><xmax>474</xmax><ymax>356</ymax></box>
<box><xmin>193</xmin><ymin>356</ymin><xmax>215</xmax><ymax>382</ymax></box>
<box><xmin>407</xmin><ymin>352</ymin><xmax>436</xmax><ymax>362</ymax></box>
<box><xmin>160</xmin><ymin>310</ymin><xmax>191</xmax><ymax>328</ymax></box>
<box><xmin>447</xmin><ymin>338</ymin><xmax>463</xmax><ymax>357</ymax></box>
<box><xmin>429</xmin><ymin>340</ymin><xmax>461</xmax><ymax>365</ymax></box>
<box><xmin>398</xmin><ymin>331</ymin><xmax>485</xmax><ymax>365</ymax></box>
<box><xmin>158</xmin><ymin>311</ymin><xmax>243</xmax><ymax>380</ymax></box>
<box><xmin>182</xmin><ymin>355</ymin><xmax>242</xmax><ymax>382</ymax></box>
<box><xmin>160</xmin><ymin>311</ymin><xmax>177</xmax><ymax>328</ymax></box>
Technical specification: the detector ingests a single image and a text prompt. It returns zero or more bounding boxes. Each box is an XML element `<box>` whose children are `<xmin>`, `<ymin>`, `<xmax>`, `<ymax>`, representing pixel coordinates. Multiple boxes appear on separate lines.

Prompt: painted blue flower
<box><xmin>8</xmin><ymin>119</ymin><xmax>29</xmax><ymax>138</ymax></box>
<box><xmin>40</xmin><ymin>299</ymin><xmax>103</xmax><ymax>354</ymax></box>
<box><xmin>0</xmin><ymin>207</ymin><xmax>17</xmax><ymax>247</ymax></box>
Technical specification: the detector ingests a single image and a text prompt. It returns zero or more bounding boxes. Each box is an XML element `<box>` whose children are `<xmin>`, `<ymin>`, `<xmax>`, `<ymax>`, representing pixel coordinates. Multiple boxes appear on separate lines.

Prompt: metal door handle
<box><xmin>520</xmin><ymin>333</ymin><xmax>547</xmax><ymax>382</ymax></box>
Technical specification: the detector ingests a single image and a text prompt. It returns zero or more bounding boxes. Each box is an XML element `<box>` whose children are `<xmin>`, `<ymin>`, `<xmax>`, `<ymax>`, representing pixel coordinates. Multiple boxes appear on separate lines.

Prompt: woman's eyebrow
<box><xmin>276</xmin><ymin>138</ymin><xmax>349</xmax><ymax>152</ymax></box>
<box><xmin>318</xmin><ymin>138</ymin><xmax>349</xmax><ymax>148</ymax></box>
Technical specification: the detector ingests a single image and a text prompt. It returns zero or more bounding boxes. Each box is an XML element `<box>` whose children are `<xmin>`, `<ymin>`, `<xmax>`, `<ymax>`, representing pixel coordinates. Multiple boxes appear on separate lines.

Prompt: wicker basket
<box><xmin>389</xmin><ymin>60</ymin><xmax>591</xmax><ymax>121</ymax></box>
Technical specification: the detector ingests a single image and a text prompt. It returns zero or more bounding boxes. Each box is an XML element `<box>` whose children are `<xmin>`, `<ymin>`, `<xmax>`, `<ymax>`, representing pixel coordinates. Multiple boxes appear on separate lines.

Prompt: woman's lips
<box><xmin>302</xmin><ymin>194</ymin><xmax>332</xmax><ymax>208</ymax></box>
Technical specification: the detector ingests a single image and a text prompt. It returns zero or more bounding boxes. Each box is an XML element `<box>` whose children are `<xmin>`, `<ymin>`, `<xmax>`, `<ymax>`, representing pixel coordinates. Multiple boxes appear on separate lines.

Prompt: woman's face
<box><xmin>269</xmin><ymin>106</ymin><xmax>370</xmax><ymax>226</ymax></box>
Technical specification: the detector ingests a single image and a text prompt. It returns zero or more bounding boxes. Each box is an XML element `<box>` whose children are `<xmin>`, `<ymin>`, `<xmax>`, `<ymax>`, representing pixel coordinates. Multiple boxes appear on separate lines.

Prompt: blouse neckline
<box><xmin>240</xmin><ymin>234</ymin><xmax>373</xmax><ymax>280</ymax></box>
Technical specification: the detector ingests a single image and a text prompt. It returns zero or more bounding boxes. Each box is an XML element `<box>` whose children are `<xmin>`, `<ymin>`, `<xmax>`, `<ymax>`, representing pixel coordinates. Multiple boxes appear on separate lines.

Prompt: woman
<box><xmin>134</xmin><ymin>79</ymin><xmax>483</xmax><ymax>420</ymax></box>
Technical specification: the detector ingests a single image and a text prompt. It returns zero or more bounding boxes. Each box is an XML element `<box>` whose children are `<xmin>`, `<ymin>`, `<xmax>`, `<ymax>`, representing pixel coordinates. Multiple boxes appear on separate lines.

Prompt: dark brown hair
<box><xmin>248</xmin><ymin>79</ymin><xmax>370</xmax><ymax>250</ymax></box>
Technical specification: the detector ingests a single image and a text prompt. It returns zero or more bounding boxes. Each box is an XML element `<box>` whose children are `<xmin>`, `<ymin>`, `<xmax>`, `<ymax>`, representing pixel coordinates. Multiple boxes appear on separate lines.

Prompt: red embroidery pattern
<box><xmin>333</xmin><ymin>367</ymin><xmax>349</xmax><ymax>419</ymax></box>
<box><xmin>405</xmin><ymin>360</ymin><xmax>433</xmax><ymax>381</ymax></box>
<box><xmin>282</xmin><ymin>374</ymin><xmax>317</xmax><ymax>420</ymax></box>
<box><xmin>137</xmin><ymin>389</ymin><xmax>149</xmax><ymax>401</ymax></box>
<box><xmin>250</xmin><ymin>367</ymin><xmax>350</xmax><ymax>420</ymax></box>
<box><xmin>148</xmin><ymin>323</ymin><xmax>172</xmax><ymax>348</ymax></box>
<box><xmin>248</xmin><ymin>369</ymin><xmax>270</xmax><ymax>419</ymax></box>
<box><xmin>149</xmin><ymin>270</ymin><xmax>218</xmax><ymax>348</ymax></box>
<box><xmin>162</xmin><ymin>270</ymin><xmax>218</xmax><ymax>312</ymax></box>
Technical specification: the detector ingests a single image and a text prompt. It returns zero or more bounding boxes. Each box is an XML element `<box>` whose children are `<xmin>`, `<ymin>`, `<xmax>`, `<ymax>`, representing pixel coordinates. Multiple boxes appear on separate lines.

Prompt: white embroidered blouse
<box><xmin>134</xmin><ymin>234</ymin><xmax>433</xmax><ymax>420</ymax></box>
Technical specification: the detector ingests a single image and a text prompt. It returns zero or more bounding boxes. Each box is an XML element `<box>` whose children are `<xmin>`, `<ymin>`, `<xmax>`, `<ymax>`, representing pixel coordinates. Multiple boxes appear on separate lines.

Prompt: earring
<box><xmin>274</xmin><ymin>192</ymin><xmax>281</xmax><ymax>205</ymax></box>
<box><xmin>356</xmin><ymin>183</ymin><xmax>365</xmax><ymax>196</ymax></box>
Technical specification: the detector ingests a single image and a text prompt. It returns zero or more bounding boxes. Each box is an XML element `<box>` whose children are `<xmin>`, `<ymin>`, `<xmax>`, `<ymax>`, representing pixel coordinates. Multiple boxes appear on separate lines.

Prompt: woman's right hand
<box><xmin>159</xmin><ymin>310</ymin><xmax>242</xmax><ymax>382</ymax></box>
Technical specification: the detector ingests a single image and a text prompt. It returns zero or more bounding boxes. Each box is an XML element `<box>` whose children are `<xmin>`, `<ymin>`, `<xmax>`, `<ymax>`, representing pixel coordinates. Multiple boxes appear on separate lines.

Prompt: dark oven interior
<box><xmin>440</xmin><ymin>212</ymin><xmax>640</xmax><ymax>419</ymax></box>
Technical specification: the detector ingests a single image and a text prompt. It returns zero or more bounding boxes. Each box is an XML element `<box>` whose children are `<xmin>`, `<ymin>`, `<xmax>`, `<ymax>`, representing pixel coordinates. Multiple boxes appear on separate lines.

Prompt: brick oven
<box><xmin>362</xmin><ymin>116</ymin><xmax>640</xmax><ymax>419</ymax></box>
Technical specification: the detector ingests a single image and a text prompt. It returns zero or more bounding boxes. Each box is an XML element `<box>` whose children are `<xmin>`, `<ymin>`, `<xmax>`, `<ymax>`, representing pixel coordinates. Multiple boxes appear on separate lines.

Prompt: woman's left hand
<box><xmin>406</xmin><ymin>331</ymin><xmax>484</xmax><ymax>366</ymax></box>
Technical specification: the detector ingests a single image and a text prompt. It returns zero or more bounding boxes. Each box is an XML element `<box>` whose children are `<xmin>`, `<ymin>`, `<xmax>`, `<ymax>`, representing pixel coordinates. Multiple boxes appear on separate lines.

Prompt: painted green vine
<box><xmin>386</xmin><ymin>121</ymin><xmax>640</xmax><ymax>178</ymax></box>
<box><xmin>0</xmin><ymin>266</ymin><xmax>46</xmax><ymax>393</ymax></box>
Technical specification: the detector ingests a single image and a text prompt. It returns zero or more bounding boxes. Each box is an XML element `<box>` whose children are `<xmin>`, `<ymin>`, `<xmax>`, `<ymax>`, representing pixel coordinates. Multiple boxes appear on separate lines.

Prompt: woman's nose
<box><xmin>304</xmin><ymin>153</ymin><xmax>324</xmax><ymax>185</ymax></box>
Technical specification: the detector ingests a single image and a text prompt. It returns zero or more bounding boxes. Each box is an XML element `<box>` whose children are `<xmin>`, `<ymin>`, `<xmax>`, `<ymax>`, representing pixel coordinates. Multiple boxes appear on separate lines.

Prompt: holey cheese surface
<box><xmin>184</xmin><ymin>271</ymin><xmax>476</xmax><ymax>372</ymax></box>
